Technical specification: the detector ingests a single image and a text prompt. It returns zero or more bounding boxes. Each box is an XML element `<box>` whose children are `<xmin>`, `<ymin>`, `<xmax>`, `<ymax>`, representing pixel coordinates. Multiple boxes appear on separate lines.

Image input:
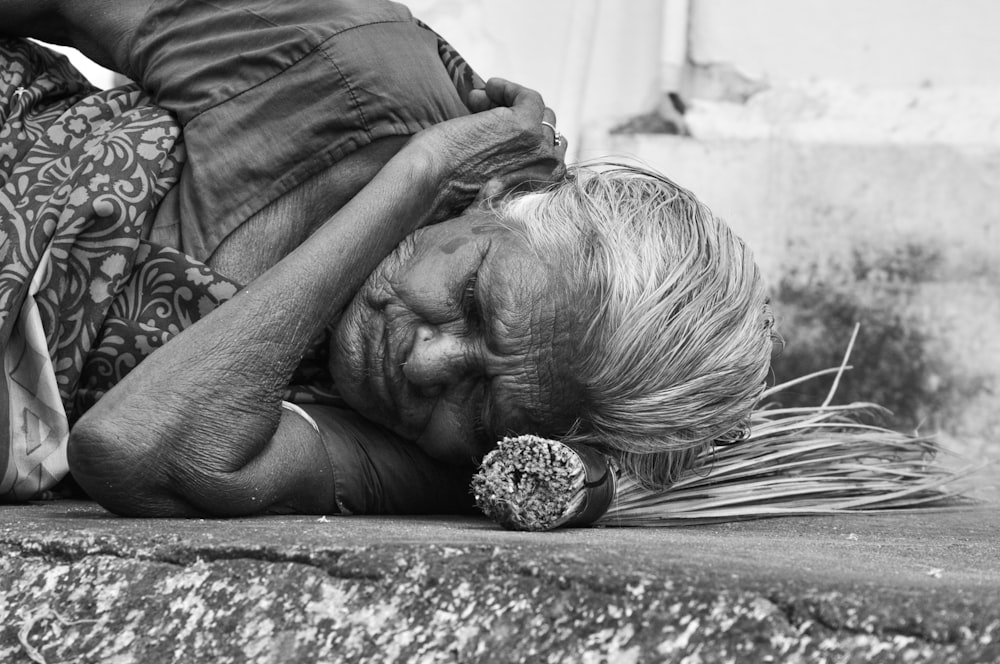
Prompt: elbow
<box><xmin>67</xmin><ymin>416</ymin><xmax>127</xmax><ymax>510</ymax></box>
<box><xmin>68</xmin><ymin>412</ymin><xmax>274</xmax><ymax>518</ymax></box>
<box><xmin>67</xmin><ymin>415</ymin><xmax>198</xmax><ymax>517</ymax></box>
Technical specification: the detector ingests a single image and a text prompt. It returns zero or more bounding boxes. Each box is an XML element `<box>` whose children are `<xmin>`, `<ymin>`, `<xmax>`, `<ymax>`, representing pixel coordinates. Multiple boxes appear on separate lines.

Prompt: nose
<box><xmin>402</xmin><ymin>324</ymin><xmax>476</xmax><ymax>394</ymax></box>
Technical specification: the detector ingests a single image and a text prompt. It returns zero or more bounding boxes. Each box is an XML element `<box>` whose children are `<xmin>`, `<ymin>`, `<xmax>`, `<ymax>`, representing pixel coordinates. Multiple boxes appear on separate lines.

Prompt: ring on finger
<box><xmin>541</xmin><ymin>121</ymin><xmax>565</xmax><ymax>148</ymax></box>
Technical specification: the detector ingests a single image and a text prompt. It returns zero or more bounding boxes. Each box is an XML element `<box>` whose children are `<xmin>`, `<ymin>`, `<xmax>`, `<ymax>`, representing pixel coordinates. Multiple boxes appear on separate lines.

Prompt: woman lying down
<box><xmin>0</xmin><ymin>1</ymin><xmax>775</xmax><ymax>516</ymax></box>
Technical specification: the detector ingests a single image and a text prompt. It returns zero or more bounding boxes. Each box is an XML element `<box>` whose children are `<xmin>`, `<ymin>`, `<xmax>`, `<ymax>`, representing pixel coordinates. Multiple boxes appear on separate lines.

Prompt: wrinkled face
<box><xmin>330</xmin><ymin>210</ymin><xmax>578</xmax><ymax>465</ymax></box>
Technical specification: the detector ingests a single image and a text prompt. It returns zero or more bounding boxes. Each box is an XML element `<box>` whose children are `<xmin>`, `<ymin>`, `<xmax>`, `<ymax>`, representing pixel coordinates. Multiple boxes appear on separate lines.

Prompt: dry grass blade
<box><xmin>598</xmin><ymin>364</ymin><xmax>981</xmax><ymax>526</ymax></box>
<box><xmin>473</xmin><ymin>325</ymin><xmax>984</xmax><ymax>531</ymax></box>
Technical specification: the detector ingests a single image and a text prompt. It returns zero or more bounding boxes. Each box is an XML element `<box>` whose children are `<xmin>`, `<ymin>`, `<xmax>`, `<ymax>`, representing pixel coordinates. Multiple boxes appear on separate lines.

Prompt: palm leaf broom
<box><xmin>472</xmin><ymin>328</ymin><xmax>984</xmax><ymax>531</ymax></box>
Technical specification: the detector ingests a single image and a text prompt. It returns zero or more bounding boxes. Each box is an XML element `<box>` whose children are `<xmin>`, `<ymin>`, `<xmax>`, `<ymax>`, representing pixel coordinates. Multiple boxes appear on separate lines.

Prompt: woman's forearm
<box><xmin>68</xmin><ymin>77</ymin><xmax>562</xmax><ymax>516</ymax></box>
<box><xmin>0</xmin><ymin>0</ymin><xmax>64</xmax><ymax>42</ymax></box>
<box><xmin>68</xmin><ymin>144</ymin><xmax>447</xmax><ymax>514</ymax></box>
<box><xmin>0</xmin><ymin>0</ymin><xmax>155</xmax><ymax>72</ymax></box>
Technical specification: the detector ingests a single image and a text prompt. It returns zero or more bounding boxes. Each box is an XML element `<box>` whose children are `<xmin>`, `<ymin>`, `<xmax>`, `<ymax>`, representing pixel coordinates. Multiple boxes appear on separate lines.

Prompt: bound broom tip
<box><xmin>472</xmin><ymin>435</ymin><xmax>617</xmax><ymax>531</ymax></box>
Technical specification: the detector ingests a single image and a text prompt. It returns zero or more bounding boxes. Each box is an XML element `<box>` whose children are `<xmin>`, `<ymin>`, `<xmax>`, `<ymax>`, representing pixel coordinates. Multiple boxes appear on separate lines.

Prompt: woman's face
<box><xmin>330</xmin><ymin>210</ymin><xmax>579</xmax><ymax>465</ymax></box>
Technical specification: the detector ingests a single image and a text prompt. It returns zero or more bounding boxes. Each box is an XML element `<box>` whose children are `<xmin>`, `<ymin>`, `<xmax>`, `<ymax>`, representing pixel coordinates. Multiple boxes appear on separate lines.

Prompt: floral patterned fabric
<box><xmin>0</xmin><ymin>39</ymin><xmax>340</xmax><ymax>501</ymax></box>
<box><xmin>0</xmin><ymin>38</ymin><xmax>183</xmax><ymax>500</ymax></box>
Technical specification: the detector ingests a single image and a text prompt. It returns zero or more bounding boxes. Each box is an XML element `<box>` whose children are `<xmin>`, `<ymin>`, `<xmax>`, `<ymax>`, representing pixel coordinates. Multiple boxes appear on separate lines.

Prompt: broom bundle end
<box><xmin>471</xmin><ymin>401</ymin><xmax>983</xmax><ymax>531</ymax></box>
<box><xmin>472</xmin><ymin>328</ymin><xmax>983</xmax><ymax>531</ymax></box>
<box><xmin>472</xmin><ymin>435</ymin><xmax>616</xmax><ymax>531</ymax></box>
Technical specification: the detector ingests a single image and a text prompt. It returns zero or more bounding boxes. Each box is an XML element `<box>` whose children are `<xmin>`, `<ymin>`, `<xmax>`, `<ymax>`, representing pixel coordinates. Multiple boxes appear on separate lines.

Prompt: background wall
<box><xmin>686</xmin><ymin>0</ymin><xmax>1000</xmax><ymax>90</ymax></box>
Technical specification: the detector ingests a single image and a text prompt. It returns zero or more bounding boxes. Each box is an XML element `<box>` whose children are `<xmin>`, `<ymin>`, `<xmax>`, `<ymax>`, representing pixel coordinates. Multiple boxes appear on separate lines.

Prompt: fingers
<box><xmin>475</xmin><ymin>77</ymin><xmax>567</xmax><ymax>158</ymax></box>
<box><xmin>466</xmin><ymin>87</ymin><xmax>493</xmax><ymax>114</ymax></box>
<box><xmin>484</xmin><ymin>77</ymin><xmax>545</xmax><ymax>117</ymax></box>
<box><xmin>467</xmin><ymin>78</ymin><xmax>545</xmax><ymax>117</ymax></box>
<box><xmin>466</xmin><ymin>78</ymin><xmax>531</xmax><ymax>114</ymax></box>
<box><xmin>442</xmin><ymin>75</ymin><xmax>567</xmax><ymax>206</ymax></box>
<box><xmin>541</xmin><ymin>108</ymin><xmax>557</xmax><ymax>144</ymax></box>
<box><xmin>540</xmin><ymin>106</ymin><xmax>568</xmax><ymax>159</ymax></box>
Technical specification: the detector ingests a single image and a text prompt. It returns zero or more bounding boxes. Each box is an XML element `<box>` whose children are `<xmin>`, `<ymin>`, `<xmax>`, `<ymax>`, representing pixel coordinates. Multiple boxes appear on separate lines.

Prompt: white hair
<box><xmin>493</xmin><ymin>164</ymin><xmax>777</xmax><ymax>489</ymax></box>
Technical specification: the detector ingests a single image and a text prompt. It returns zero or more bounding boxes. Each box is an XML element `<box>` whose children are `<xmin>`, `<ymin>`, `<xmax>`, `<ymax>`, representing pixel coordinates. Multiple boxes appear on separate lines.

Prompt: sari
<box><xmin>0</xmin><ymin>40</ymin><xmax>252</xmax><ymax>500</ymax></box>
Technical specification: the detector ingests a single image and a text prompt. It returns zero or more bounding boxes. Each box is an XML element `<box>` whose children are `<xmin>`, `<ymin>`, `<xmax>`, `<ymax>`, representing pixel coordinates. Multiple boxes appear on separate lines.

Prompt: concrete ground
<box><xmin>1</xmin><ymin>501</ymin><xmax>998</xmax><ymax>663</ymax></box>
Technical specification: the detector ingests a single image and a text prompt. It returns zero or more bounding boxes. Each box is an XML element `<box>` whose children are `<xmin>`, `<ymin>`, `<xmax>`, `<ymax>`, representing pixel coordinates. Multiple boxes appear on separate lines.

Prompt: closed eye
<box><xmin>471</xmin><ymin>410</ymin><xmax>487</xmax><ymax>440</ymax></box>
<box><xmin>471</xmin><ymin>381</ymin><xmax>492</xmax><ymax>442</ymax></box>
<box><xmin>461</xmin><ymin>273</ymin><xmax>480</xmax><ymax>322</ymax></box>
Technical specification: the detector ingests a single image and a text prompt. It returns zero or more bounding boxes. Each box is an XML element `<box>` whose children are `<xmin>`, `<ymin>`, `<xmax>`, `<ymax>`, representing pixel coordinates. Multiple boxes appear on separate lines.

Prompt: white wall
<box><xmin>687</xmin><ymin>0</ymin><xmax>1000</xmax><ymax>91</ymax></box>
<box><xmin>406</xmin><ymin>0</ymin><xmax>664</xmax><ymax>161</ymax></box>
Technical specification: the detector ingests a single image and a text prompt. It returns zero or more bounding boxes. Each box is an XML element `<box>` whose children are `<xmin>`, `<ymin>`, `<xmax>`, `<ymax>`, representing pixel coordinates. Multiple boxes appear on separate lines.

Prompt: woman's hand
<box><xmin>408</xmin><ymin>77</ymin><xmax>568</xmax><ymax>221</ymax></box>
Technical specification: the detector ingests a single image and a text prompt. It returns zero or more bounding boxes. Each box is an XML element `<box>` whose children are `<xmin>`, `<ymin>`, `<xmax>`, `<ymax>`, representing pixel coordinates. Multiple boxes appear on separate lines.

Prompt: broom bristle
<box><xmin>472</xmin><ymin>435</ymin><xmax>589</xmax><ymax>531</ymax></box>
<box><xmin>598</xmin><ymin>402</ymin><xmax>980</xmax><ymax>527</ymax></box>
<box><xmin>472</xmin><ymin>327</ymin><xmax>983</xmax><ymax>530</ymax></box>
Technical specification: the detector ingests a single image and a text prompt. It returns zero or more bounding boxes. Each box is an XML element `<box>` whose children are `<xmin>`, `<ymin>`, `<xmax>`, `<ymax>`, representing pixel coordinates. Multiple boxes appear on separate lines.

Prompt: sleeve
<box><xmin>299</xmin><ymin>404</ymin><xmax>478</xmax><ymax>516</ymax></box>
<box><xmin>123</xmin><ymin>0</ymin><xmax>475</xmax><ymax>262</ymax></box>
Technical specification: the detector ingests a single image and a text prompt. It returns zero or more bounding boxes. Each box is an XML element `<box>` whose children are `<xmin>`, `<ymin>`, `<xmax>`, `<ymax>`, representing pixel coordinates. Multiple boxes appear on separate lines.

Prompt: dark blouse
<box><xmin>124</xmin><ymin>0</ymin><xmax>475</xmax><ymax>261</ymax></box>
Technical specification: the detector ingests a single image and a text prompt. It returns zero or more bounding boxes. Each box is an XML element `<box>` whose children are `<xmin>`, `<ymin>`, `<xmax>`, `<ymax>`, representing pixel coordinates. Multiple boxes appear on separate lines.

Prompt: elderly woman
<box><xmin>1</xmin><ymin>0</ymin><xmax>775</xmax><ymax>516</ymax></box>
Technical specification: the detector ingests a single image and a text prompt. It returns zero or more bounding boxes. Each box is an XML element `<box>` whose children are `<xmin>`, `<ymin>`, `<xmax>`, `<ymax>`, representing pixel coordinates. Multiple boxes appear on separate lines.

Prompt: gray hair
<box><xmin>493</xmin><ymin>164</ymin><xmax>777</xmax><ymax>489</ymax></box>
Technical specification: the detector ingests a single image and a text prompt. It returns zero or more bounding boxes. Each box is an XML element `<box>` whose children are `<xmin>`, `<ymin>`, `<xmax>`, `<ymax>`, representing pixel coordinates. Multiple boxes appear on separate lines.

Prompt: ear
<box><xmin>471</xmin><ymin>161</ymin><xmax>567</xmax><ymax>208</ymax></box>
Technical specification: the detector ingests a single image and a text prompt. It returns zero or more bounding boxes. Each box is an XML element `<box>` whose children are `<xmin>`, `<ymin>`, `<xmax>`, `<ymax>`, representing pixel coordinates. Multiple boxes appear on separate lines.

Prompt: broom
<box><xmin>471</xmin><ymin>327</ymin><xmax>984</xmax><ymax>531</ymax></box>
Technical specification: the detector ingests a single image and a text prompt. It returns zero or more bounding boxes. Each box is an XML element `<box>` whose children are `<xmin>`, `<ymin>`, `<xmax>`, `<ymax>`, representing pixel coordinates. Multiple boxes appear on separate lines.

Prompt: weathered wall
<box><xmin>686</xmin><ymin>0</ymin><xmax>1000</xmax><ymax>91</ymax></box>
<box><xmin>580</xmin><ymin>1</ymin><xmax>1000</xmax><ymax>493</ymax></box>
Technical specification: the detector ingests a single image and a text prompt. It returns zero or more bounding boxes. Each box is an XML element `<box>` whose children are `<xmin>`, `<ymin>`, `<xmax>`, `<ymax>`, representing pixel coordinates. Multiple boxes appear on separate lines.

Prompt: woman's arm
<box><xmin>69</xmin><ymin>148</ymin><xmax>441</xmax><ymax>517</ymax></box>
<box><xmin>0</xmin><ymin>0</ymin><xmax>154</xmax><ymax>71</ymax></box>
<box><xmin>67</xmin><ymin>79</ymin><xmax>562</xmax><ymax>516</ymax></box>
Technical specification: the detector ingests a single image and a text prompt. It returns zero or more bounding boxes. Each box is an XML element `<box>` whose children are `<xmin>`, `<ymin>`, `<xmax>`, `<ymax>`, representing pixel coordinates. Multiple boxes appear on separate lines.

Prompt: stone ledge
<box><xmin>1</xmin><ymin>501</ymin><xmax>998</xmax><ymax>662</ymax></box>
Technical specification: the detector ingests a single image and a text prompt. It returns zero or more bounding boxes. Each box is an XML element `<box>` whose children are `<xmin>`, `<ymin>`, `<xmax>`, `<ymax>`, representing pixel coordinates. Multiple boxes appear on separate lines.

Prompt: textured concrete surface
<box><xmin>1</xmin><ymin>501</ymin><xmax>998</xmax><ymax>663</ymax></box>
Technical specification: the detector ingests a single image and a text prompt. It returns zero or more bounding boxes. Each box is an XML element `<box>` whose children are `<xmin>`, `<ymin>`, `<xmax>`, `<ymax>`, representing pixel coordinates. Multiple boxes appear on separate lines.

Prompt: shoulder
<box><xmin>52</xmin><ymin>0</ymin><xmax>156</xmax><ymax>72</ymax></box>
